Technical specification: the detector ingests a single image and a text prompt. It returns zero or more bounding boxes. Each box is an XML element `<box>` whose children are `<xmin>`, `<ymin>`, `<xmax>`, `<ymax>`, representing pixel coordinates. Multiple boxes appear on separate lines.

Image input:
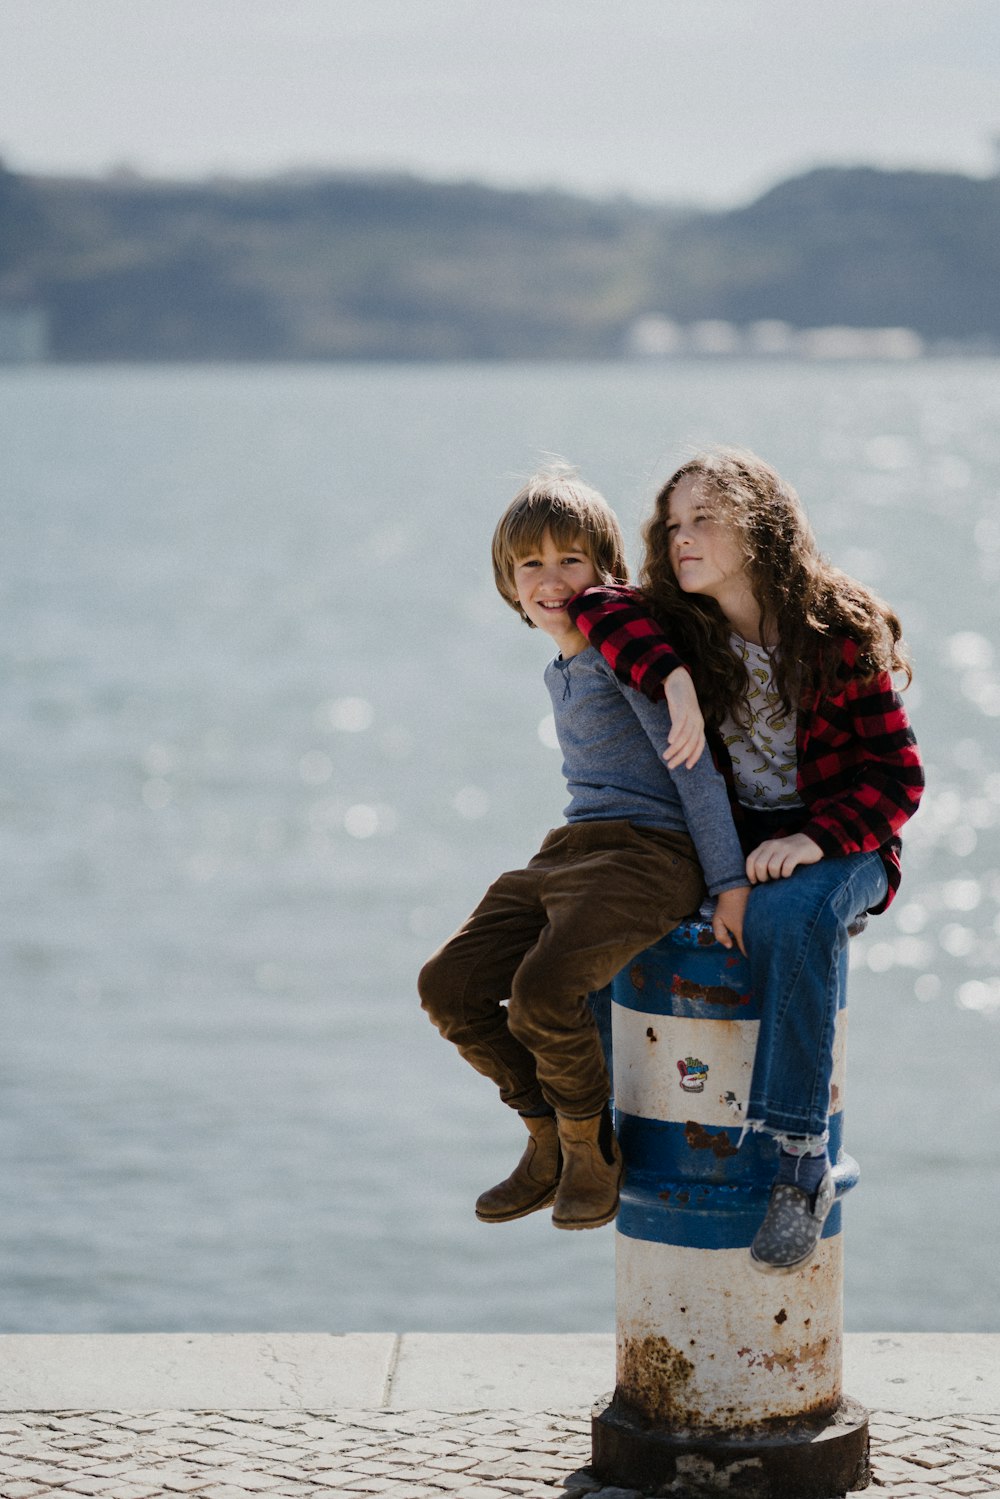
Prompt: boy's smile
<box><xmin>513</xmin><ymin>530</ymin><xmax>600</xmax><ymax>656</ymax></box>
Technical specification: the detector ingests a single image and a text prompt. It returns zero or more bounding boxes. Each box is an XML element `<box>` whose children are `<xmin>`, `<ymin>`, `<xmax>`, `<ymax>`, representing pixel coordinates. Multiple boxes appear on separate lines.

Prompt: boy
<box><xmin>418</xmin><ymin>470</ymin><xmax>748</xmax><ymax>1231</ymax></box>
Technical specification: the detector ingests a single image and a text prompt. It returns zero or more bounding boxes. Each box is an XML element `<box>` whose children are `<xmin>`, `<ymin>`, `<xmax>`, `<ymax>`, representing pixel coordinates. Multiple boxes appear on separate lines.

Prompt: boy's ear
<box><xmin>499</xmin><ymin>580</ymin><xmax>531</xmax><ymax>624</ymax></box>
<box><xmin>497</xmin><ymin>557</ymin><xmax>537</xmax><ymax>624</ymax></box>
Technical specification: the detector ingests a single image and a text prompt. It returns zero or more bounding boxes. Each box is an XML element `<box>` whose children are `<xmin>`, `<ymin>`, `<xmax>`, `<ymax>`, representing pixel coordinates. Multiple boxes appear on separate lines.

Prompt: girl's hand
<box><xmin>712</xmin><ymin>885</ymin><xmax>749</xmax><ymax>956</ymax></box>
<box><xmin>746</xmin><ymin>833</ymin><xmax>823</xmax><ymax>884</ymax></box>
<box><xmin>663</xmin><ymin>667</ymin><xmax>706</xmax><ymax>770</ymax></box>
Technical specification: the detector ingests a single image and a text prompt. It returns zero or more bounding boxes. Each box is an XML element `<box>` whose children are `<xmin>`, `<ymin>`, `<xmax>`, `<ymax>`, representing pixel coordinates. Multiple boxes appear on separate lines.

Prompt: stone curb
<box><xmin>0</xmin><ymin>1333</ymin><xmax>996</xmax><ymax>1415</ymax></box>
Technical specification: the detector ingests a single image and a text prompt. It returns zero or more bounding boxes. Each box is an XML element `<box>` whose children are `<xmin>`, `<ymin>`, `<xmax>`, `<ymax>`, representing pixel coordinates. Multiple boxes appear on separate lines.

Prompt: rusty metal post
<box><xmin>591</xmin><ymin>919</ymin><xmax>870</xmax><ymax>1499</ymax></box>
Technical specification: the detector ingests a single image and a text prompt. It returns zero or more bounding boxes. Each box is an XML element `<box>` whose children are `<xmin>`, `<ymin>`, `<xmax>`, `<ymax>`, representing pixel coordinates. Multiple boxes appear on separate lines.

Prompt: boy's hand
<box><xmin>712</xmin><ymin>885</ymin><xmax>749</xmax><ymax>955</ymax></box>
<box><xmin>746</xmin><ymin>833</ymin><xmax>823</xmax><ymax>884</ymax></box>
<box><xmin>663</xmin><ymin>667</ymin><xmax>706</xmax><ymax>770</ymax></box>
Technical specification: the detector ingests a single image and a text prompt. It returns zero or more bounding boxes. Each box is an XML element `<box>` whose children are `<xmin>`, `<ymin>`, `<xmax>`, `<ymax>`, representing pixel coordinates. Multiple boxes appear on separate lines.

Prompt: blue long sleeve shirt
<box><xmin>545</xmin><ymin>648</ymin><xmax>747</xmax><ymax>896</ymax></box>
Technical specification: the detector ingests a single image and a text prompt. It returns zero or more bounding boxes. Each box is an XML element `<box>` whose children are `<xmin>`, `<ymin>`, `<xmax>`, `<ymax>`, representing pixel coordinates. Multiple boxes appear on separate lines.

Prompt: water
<box><xmin>2</xmin><ymin>359</ymin><xmax>999</xmax><ymax>1335</ymax></box>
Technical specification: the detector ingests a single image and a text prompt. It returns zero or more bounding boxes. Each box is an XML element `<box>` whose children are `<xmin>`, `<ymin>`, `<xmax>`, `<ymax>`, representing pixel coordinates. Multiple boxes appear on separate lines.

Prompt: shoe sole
<box><xmin>551</xmin><ymin>1169</ymin><xmax>623</xmax><ymax>1231</ymax></box>
<box><xmin>749</xmin><ymin>1244</ymin><xmax>819</xmax><ymax>1275</ymax></box>
<box><xmin>475</xmin><ymin>1184</ymin><xmax>559</xmax><ymax>1224</ymax></box>
<box><xmin>552</xmin><ymin>1200</ymin><xmax>620</xmax><ymax>1230</ymax></box>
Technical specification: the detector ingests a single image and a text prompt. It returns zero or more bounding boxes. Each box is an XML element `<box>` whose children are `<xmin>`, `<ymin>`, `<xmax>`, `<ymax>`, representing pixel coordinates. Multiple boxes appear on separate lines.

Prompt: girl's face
<box><xmin>664</xmin><ymin>475</ymin><xmax>749</xmax><ymax>608</ymax></box>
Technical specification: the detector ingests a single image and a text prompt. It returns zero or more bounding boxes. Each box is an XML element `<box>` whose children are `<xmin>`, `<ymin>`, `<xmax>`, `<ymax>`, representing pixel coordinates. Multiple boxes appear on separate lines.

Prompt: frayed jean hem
<box><xmin>738</xmin><ymin>1116</ymin><xmax>830</xmax><ymax>1155</ymax></box>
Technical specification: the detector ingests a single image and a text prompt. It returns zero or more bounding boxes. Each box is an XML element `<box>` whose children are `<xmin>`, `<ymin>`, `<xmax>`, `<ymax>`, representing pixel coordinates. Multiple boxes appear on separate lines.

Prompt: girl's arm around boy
<box><xmin>613</xmin><ymin>666</ymin><xmax>749</xmax><ymax>953</ymax></box>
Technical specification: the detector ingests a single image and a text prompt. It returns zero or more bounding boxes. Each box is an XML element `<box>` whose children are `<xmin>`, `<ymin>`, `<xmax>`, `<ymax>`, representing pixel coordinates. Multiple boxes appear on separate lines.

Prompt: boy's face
<box><xmin>512</xmin><ymin>529</ymin><xmax>600</xmax><ymax>656</ymax></box>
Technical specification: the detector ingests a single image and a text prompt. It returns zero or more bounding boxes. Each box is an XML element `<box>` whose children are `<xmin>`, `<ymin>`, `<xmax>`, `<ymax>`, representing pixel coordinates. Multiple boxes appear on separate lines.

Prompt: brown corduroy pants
<box><xmin>419</xmin><ymin>820</ymin><xmax>705</xmax><ymax>1119</ymax></box>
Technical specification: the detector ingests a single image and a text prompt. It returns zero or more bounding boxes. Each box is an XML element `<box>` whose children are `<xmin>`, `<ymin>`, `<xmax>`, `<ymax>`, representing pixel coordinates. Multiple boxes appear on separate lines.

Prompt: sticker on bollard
<box><xmin>591</xmin><ymin>919</ymin><xmax>870</xmax><ymax>1498</ymax></box>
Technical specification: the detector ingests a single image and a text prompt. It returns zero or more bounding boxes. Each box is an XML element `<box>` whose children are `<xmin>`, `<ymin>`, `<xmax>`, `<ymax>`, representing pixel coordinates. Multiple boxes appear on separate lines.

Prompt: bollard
<box><xmin>591</xmin><ymin>919</ymin><xmax>870</xmax><ymax>1499</ymax></box>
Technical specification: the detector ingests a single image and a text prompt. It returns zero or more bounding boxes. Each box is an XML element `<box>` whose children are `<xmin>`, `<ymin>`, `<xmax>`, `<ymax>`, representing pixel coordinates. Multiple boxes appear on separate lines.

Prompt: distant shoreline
<box><xmin>2</xmin><ymin>161</ymin><xmax>998</xmax><ymax>364</ymax></box>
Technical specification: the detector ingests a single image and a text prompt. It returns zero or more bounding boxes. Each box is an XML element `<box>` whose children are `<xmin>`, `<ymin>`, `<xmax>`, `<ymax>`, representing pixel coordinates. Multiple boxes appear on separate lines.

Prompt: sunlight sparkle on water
<box><xmin>863</xmin><ymin>937</ymin><xmax>934</xmax><ymax>973</ymax></box>
<box><xmin>948</xmin><ymin>825</ymin><xmax>978</xmax><ymax>857</ymax></box>
<box><xmin>941</xmin><ymin>878</ymin><xmax>983</xmax><ymax>912</ymax></box>
<box><xmin>957</xmin><ymin>979</ymin><xmax>1000</xmax><ymax>1014</ymax></box>
<box><xmin>320</xmin><ymin>696</ymin><xmax>375</xmax><ymax>732</ymax></box>
<box><xmin>947</xmin><ymin>631</ymin><xmax>993</xmax><ymax>670</ymax></box>
<box><xmin>974</xmin><ymin>516</ymin><xmax>1000</xmax><ymax>552</ymax></box>
<box><xmin>894</xmin><ymin>901</ymin><xmax>928</xmax><ymax>933</ymax></box>
<box><xmin>537</xmin><ymin>713</ymin><xmax>559</xmax><ymax>749</ymax></box>
<box><xmin>142</xmin><ymin>743</ymin><xmax>174</xmax><ymax>775</ymax></box>
<box><xmin>141</xmin><ymin>777</ymin><xmax>172</xmax><ymax>810</ymax></box>
<box><xmin>930</xmin><ymin>454</ymin><xmax>972</xmax><ymax>490</ymax></box>
<box><xmin>939</xmin><ymin>923</ymin><xmax>977</xmax><ymax>958</ymax></box>
<box><xmin>453</xmin><ymin>786</ymin><xmax>491</xmax><ymax>820</ymax></box>
<box><xmin>344</xmin><ymin>803</ymin><xmax>398</xmax><ymax>839</ymax></box>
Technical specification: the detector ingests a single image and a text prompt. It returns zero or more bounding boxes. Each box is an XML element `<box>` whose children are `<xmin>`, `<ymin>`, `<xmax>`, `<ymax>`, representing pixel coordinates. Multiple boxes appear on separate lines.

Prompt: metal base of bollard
<box><xmin>591</xmin><ymin>1393</ymin><xmax>870</xmax><ymax>1498</ymax></box>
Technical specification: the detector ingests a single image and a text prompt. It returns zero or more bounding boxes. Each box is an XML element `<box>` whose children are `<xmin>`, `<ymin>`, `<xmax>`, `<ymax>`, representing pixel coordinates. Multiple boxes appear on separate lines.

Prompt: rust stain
<box><xmin>737</xmin><ymin>1336</ymin><xmax>832</xmax><ymax>1378</ymax></box>
<box><xmin>774</xmin><ymin>1309</ymin><xmax>788</xmax><ymax>1325</ymax></box>
<box><xmin>696</xmin><ymin>927</ymin><xmax>715</xmax><ymax>946</ymax></box>
<box><xmin>629</xmin><ymin>964</ymin><xmax>646</xmax><ymax>992</ymax></box>
<box><xmin>646</xmin><ymin>1026</ymin><xmax>657</xmax><ymax>1042</ymax></box>
<box><xmin>830</xmin><ymin>1083</ymin><xmax>841</xmax><ymax>1108</ymax></box>
<box><xmin>684</xmin><ymin>1120</ymin><xmax>739</xmax><ymax>1159</ymax></box>
<box><xmin>658</xmin><ymin>1189</ymin><xmax>671</xmax><ymax>1201</ymax></box>
<box><xmin>671</xmin><ymin>975</ymin><xmax>750</xmax><ymax>1006</ymax></box>
<box><xmin>618</xmin><ymin>1334</ymin><xmax>695</xmax><ymax>1424</ymax></box>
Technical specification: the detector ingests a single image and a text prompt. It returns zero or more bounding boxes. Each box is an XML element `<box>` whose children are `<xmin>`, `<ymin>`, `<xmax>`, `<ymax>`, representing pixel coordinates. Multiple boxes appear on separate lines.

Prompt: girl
<box><xmin>568</xmin><ymin>449</ymin><xmax>924</xmax><ymax>1273</ymax></box>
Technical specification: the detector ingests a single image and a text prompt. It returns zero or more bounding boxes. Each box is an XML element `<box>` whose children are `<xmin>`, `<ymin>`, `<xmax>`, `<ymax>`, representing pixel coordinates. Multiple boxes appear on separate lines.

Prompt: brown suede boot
<box><xmin>475</xmin><ymin>1113</ymin><xmax>561</xmax><ymax>1223</ymax></box>
<box><xmin>551</xmin><ymin>1106</ymin><xmax>622</xmax><ymax>1230</ymax></box>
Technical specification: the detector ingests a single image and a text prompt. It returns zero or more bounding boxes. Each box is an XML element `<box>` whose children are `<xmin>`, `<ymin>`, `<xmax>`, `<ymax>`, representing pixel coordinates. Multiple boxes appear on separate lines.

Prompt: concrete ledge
<box><xmin>843</xmin><ymin>1333</ymin><xmax>1000</xmax><ymax>1416</ymax></box>
<box><xmin>0</xmin><ymin>1332</ymin><xmax>995</xmax><ymax>1415</ymax></box>
<box><xmin>0</xmin><ymin>1333</ymin><xmax>397</xmax><ymax>1411</ymax></box>
<box><xmin>386</xmin><ymin>1332</ymin><xmax>615</xmax><ymax>1411</ymax></box>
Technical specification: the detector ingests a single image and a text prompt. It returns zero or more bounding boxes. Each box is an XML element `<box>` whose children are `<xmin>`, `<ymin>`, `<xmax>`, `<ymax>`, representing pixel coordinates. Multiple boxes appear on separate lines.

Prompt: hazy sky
<box><xmin>3</xmin><ymin>0</ymin><xmax>999</xmax><ymax>205</ymax></box>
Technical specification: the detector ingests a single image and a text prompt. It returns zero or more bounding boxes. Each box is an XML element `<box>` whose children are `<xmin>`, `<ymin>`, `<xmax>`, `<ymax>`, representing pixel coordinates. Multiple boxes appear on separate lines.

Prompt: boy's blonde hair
<box><xmin>492</xmin><ymin>467</ymin><xmax>629</xmax><ymax>625</ymax></box>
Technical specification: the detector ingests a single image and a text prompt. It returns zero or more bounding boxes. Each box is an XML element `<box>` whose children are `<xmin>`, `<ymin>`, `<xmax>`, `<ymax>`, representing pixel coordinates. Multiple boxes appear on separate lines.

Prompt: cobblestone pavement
<box><xmin>1</xmin><ymin>1407</ymin><xmax>999</xmax><ymax>1498</ymax></box>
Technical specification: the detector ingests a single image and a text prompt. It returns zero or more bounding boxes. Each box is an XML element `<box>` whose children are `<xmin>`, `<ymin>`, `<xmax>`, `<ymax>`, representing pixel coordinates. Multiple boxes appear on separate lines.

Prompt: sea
<box><xmin>3</xmin><ymin>358</ymin><xmax>999</xmax><ymax>1337</ymax></box>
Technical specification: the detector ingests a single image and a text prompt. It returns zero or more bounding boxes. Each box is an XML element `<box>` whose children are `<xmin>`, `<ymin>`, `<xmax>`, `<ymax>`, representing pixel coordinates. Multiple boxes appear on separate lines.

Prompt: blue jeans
<box><xmin>744</xmin><ymin>851</ymin><xmax>888</xmax><ymax>1141</ymax></box>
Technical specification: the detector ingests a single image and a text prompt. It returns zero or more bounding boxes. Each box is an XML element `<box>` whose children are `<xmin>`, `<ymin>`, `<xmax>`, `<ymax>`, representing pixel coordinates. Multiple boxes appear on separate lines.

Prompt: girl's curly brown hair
<box><xmin>639</xmin><ymin>449</ymin><xmax>912</xmax><ymax>729</ymax></box>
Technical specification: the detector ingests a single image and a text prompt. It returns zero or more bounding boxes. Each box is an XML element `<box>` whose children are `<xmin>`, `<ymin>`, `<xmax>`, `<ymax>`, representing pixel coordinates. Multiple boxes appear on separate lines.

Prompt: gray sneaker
<box><xmin>749</xmin><ymin>1171</ymin><xmax>836</xmax><ymax>1274</ymax></box>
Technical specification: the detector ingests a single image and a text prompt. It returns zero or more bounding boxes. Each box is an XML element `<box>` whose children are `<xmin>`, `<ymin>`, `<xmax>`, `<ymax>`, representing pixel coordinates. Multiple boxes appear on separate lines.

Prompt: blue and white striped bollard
<box><xmin>591</xmin><ymin>919</ymin><xmax>870</xmax><ymax>1498</ymax></box>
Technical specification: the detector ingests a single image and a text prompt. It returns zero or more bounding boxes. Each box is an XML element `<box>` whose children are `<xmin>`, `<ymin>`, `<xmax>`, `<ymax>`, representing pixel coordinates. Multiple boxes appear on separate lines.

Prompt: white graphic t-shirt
<box><xmin>718</xmin><ymin>637</ymin><xmax>804</xmax><ymax>810</ymax></box>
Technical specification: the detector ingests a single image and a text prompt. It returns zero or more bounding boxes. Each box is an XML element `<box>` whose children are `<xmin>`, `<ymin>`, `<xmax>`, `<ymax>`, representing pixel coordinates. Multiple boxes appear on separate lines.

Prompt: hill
<box><xmin>1</xmin><ymin>163</ymin><xmax>997</xmax><ymax>359</ymax></box>
<box><xmin>656</xmin><ymin>167</ymin><xmax>1000</xmax><ymax>344</ymax></box>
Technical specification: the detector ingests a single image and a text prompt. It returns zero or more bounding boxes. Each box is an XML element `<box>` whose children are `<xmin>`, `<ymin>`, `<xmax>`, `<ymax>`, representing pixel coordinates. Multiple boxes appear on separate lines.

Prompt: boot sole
<box><xmin>552</xmin><ymin>1191</ymin><xmax>621</xmax><ymax>1231</ymax></box>
<box><xmin>475</xmin><ymin>1184</ymin><xmax>559</xmax><ymax>1224</ymax></box>
<box><xmin>552</xmin><ymin>1202</ymin><xmax>620</xmax><ymax>1230</ymax></box>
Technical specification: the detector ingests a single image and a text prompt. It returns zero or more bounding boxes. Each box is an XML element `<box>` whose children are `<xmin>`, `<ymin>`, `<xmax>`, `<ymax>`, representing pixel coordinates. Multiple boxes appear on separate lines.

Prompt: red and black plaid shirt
<box><xmin>568</xmin><ymin>586</ymin><xmax>925</xmax><ymax>912</ymax></box>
